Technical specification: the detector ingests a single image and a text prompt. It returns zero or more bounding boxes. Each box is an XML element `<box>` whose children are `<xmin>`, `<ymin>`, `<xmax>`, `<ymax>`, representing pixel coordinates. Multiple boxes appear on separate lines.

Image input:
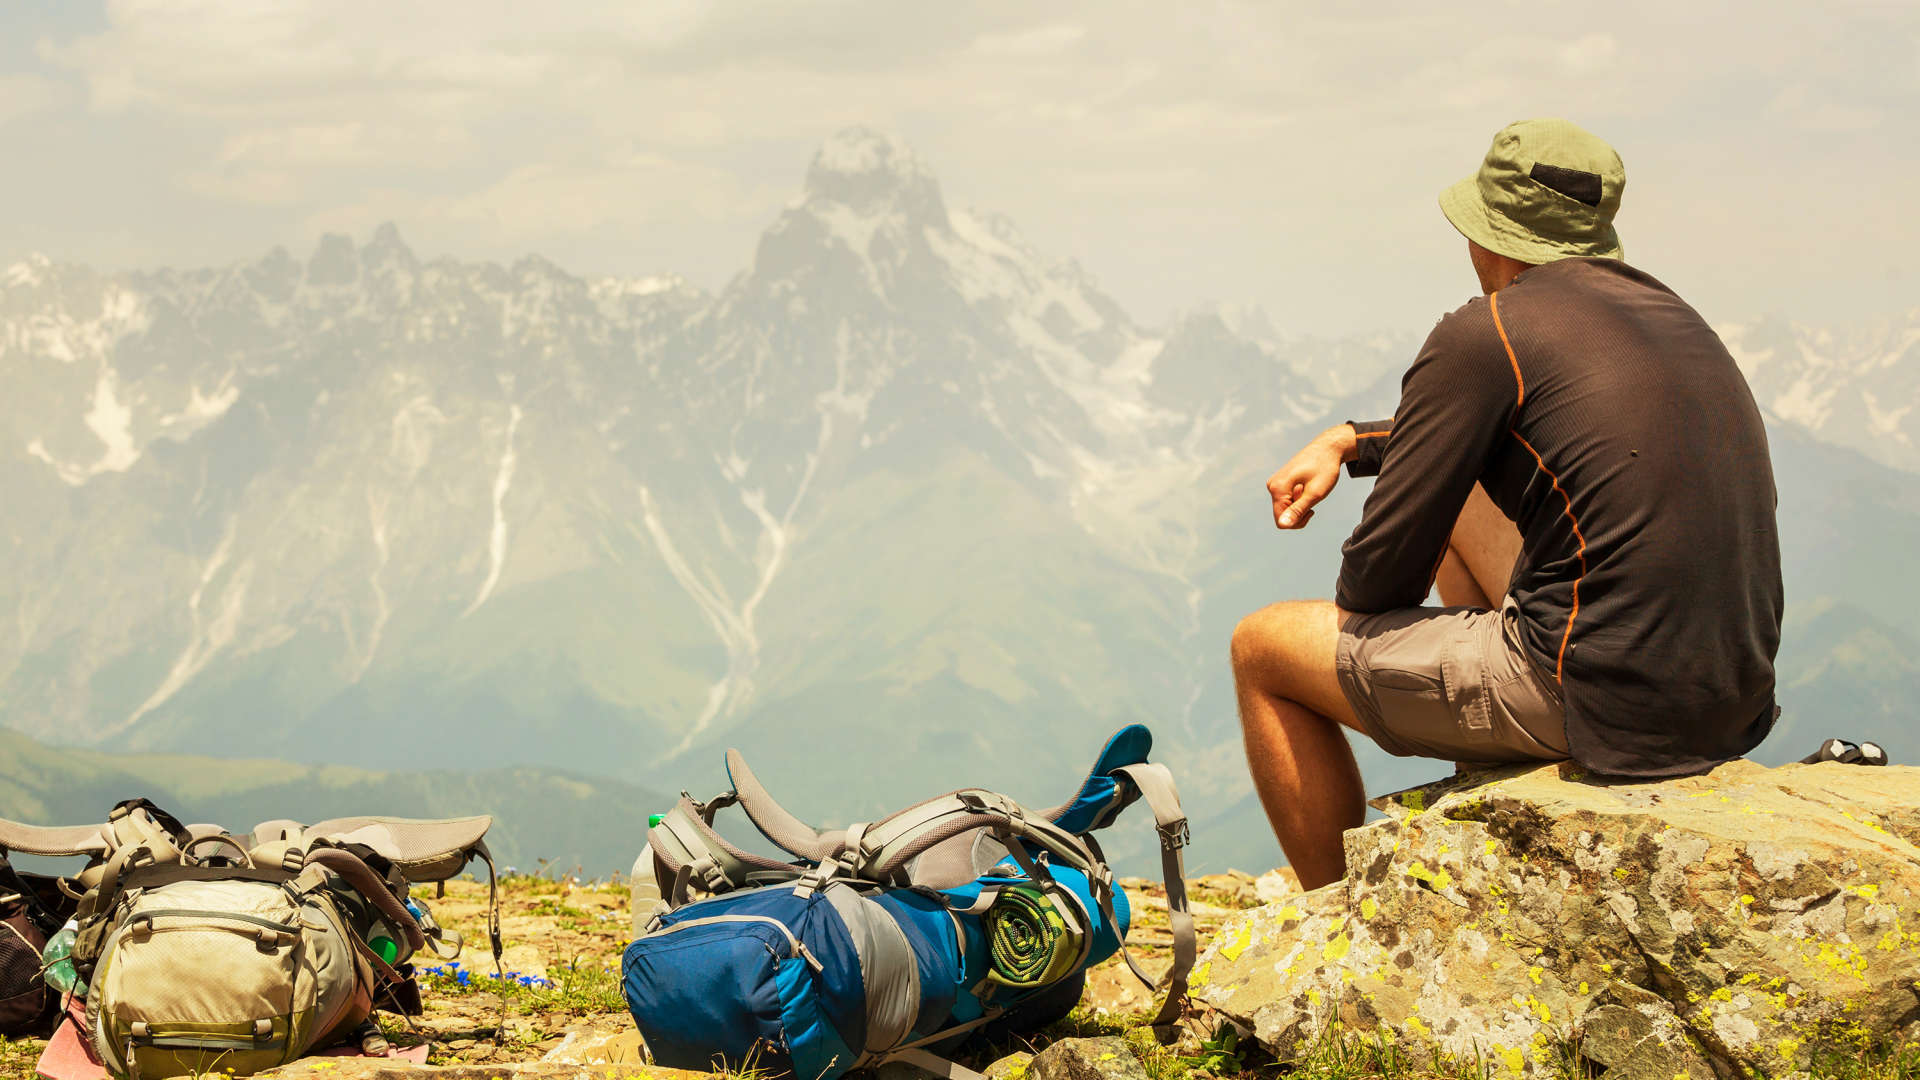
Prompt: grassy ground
<box><xmin>5</xmin><ymin>871</ymin><xmax>1918</xmax><ymax>1079</ymax></box>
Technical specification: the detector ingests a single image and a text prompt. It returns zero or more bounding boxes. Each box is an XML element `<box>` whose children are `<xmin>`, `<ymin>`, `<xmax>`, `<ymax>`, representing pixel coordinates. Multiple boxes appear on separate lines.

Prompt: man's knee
<box><xmin>1231</xmin><ymin>601</ymin><xmax>1334</xmax><ymax>678</ymax></box>
<box><xmin>1232</xmin><ymin>600</ymin><xmax>1355</xmax><ymax>723</ymax></box>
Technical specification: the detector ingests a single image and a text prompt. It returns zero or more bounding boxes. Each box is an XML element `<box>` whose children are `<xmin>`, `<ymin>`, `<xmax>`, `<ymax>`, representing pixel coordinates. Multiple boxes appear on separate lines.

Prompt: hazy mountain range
<box><xmin>2</xmin><ymin>128</ymin><xmax>1915</xmax><ymax>876</ymax></box>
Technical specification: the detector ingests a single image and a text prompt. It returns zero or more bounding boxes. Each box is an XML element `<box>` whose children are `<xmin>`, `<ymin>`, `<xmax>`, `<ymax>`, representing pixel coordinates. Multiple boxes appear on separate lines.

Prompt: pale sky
<box><xmin>2</xmin><ymin>1</ymin><xmax>1915</xmax><ymax>336</ymax></box>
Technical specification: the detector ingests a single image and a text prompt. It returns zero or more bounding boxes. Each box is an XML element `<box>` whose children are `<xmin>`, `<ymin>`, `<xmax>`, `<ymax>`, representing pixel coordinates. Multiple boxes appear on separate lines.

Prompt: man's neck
<box><xmin>1483</xmin><ymin>257</ymin><xmax>1535</xmax><ymax>293</ymax></box>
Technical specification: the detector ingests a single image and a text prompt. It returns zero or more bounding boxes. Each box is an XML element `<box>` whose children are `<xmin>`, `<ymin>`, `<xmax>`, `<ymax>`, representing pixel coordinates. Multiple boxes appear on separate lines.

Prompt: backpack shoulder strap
<box><xmin>843</xmin><ymin>789</ymin><xmax>1100</xmax><ymax>889</ymax></box>
<box><xmin>1109</xmin><ymin>761</ymin><xmax>1193</xmax><ymax>1028</ymax></box>
<box><xmin>296</xmin><ymin>815</ymin><xmax>494</xmax><ymax>882</ymax></box>
<box><xmin>726</xmin><ymin>749</ymin><xmax>840</xmax><ymax>862</ymax></box>
<box><xmin>0</xmin><ymin>819</ymin><xmax>109</xmax><ymax>858</ymax></box>
<box><xmin>647</xmin><ymin>797</ymin><xmax>803</xmax><ymax>902</ymax></box>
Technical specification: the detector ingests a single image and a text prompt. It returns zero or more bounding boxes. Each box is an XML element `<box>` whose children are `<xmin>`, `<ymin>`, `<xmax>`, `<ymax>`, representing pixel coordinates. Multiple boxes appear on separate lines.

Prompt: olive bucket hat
<box><xmin>1440</xmin><ymin>117</ymin><xmax>1625</xmax><ymax>264</ymax></box>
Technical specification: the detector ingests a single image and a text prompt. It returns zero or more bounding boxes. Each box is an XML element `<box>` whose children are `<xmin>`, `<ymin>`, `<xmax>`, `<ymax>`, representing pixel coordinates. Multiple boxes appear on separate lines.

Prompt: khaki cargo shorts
<box><xmin>1336</xmin><ymin>598</ymin><xmax>1569</xmax><ymax>763</ymax></box>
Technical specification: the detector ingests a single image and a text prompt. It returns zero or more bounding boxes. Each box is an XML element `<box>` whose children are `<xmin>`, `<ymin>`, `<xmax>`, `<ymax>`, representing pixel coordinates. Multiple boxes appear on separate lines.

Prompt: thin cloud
<box><xmin>973</xmin><ymin>23</ymin><xmax>1087</xmax><ymax>57</ymax></box>
<box><xmin>4</xmin><ymin>1</ymin><xmax>1916</xmax><ymax>332</ymax></box>
<box><xmin>0</xmin><ymin>73</ymin><xmax>61</xmax><ymax>126</ymax></box>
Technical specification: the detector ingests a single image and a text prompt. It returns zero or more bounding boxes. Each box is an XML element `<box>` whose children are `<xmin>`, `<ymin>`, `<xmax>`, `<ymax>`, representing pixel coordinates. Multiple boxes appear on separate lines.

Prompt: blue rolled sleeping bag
<box><xmin>622</xmin><ymin>865</ymin><xmax>1129</xmax><ymax>1079</ymax></box>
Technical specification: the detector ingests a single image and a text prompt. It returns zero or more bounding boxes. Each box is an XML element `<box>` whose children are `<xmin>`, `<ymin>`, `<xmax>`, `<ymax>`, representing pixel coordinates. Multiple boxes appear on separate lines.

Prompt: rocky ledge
<box><xmin>1192</xmin><ymin>759</ymin><xmax>1920</xmax><ymax>1079</ymax></box>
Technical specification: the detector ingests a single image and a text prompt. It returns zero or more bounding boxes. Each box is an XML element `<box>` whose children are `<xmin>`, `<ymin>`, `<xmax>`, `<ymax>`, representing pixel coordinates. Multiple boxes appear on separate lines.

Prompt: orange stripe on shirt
<box><xmin>1510</xmin><ymin>429</ymin><xmax>1588</xmax><ymax>682</ymax></box>
<box><xmin>1490</xmin><ymin>291</ymin><xmax>1525</xmax><ymax>409</ymax></box>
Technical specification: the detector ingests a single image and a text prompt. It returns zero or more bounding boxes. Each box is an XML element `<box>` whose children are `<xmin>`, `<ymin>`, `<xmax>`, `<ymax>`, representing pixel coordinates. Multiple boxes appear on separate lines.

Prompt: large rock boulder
<box><xmin>1192</xmin><ymin>760</ymin><xmax>1920</xmax><ymax>1078</ymax></box>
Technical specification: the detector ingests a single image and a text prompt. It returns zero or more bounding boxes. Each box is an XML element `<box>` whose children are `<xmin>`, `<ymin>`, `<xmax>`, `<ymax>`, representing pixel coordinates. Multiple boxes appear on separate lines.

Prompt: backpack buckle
<box><xmin>689</xmin><ymin>856</ymin><xmax>730</xmax><ymax>895</ymax></box>
<box><xmin>794</xmin><ymin>856</ymin><xmax>842</xmax><ymax>898</ymax></box>
<box><xmin>1157</xmin><ymin>818</ymin><xmax>1190</xmax><ymax>852</ymax></box>
<box><xmin>686</xmin><ymin>790</ymin><xmax>738</xmax><ymax>826</ymax></box>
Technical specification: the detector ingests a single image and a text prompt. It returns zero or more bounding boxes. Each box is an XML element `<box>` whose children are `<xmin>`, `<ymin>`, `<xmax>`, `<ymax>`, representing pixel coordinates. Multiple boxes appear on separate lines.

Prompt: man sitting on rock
<box><xmin>1231</xmin><ymin>118</ymin><xmax>1782</xmax><ymax>890</ymax></box>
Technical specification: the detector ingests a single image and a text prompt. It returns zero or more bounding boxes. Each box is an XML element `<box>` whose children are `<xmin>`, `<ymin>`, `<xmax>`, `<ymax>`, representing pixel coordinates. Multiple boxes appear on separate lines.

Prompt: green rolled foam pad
<box><xmin>985</xmin><ymin>884</ymin><xmax>1083</xmax><ymax>989</ymax></box>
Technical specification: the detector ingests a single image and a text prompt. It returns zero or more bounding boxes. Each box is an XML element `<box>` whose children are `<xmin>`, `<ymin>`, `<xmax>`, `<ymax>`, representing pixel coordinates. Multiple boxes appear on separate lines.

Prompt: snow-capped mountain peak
<box><xmin>0</xmin><ymin>127</ymin><xmax>1394</xmax><ymax>771</ymax></box>
<box><xmin>1719</xmin><ymin>310</ymin><xmax>1920</xmax><ymax>471</ymax></box>
<box><xmin>802</xmin><ymin>126</ymin><xmax>947</xmax><ymax>221</ymax></box>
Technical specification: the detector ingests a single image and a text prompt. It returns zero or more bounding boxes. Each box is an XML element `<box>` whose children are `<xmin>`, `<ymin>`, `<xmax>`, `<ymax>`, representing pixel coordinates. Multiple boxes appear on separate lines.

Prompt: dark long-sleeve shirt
<box><xmin>1337</xmin><ymin>258</ymin><xmax>1782</xmax><ymax>777</ymax></box>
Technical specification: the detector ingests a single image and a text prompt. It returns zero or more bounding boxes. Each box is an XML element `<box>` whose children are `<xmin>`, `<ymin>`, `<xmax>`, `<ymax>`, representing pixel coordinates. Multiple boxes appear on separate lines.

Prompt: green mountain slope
<box><xmin>0</xmin><ymin>730</ymin><xmax>668</xmax><ymax>876</ymax></box>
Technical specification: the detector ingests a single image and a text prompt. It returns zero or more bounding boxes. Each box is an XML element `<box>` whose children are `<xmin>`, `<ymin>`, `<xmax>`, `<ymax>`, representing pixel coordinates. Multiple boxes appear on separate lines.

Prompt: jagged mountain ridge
<box><xmin>0</xmin><ymin>129</ymin><xmax>1391</xmax><ymax>824</ymax></box>
<box><xmin>3</xmin><ymin>127</ymin><xmax>1914</xmax><ymax>861</ymax></box>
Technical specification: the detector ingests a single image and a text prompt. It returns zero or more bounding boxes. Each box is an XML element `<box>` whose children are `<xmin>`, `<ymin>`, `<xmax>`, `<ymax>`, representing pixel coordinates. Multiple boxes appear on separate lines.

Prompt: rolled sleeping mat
<box><xmin>984</xmin><ymin>884</ymin><xmax>1086</xmax><ymax>990</ymax></box>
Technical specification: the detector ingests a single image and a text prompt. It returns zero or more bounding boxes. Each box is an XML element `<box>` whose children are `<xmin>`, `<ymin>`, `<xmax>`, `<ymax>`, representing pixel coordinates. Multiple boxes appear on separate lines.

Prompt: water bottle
<box><xmin>631</xmin><ymin>827</ymin><xmax>667</xmax><ymax>936</ymax></box>
<box><xmin>362</xmin><ymin>899</ymin><xmax>415</xmax><ymax>966</ymax></box>
<box><xmin>41</xmin><ymin>919</ymin><xmax>84</xmax><ymax>998</ymax></box>
<box><xmin>366</xmin><ymin>917</ymin><xmax>400</xmax><ymax>965</ymax></box>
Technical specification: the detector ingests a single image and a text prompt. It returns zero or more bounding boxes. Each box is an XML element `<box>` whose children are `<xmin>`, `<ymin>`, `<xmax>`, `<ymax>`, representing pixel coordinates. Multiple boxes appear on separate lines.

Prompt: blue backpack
<box><xmin>622</xmin><ymin>725</ymin><xmax>1194</xmax><ymax>1080</ymax></box>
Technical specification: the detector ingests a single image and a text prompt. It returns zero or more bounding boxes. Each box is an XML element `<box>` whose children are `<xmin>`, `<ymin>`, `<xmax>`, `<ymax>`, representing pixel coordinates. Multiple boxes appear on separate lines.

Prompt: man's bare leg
<box><xmin>1231</xmin><ymin>600</ymin><xmax>1366</xmax><ymax>891</ymax></box>
<box><xmin>1236</xmin><ymin>487</ymin><xmax>1522</xmax><ymax>889</ymax></box>
<box><xmin>1438</xmin><ymin>483</ymin><xmax>1522</xmax><ymax>607</ymax></box>
<box><xmin>1435</xmin><ymin>549</ymin><xmax>1493</xmax><ymax>608</ymax></box>
<box><xmin>1435</xmin><ymin>483</ymin><xmax>1527</xmax><ymax>773</ymax></box>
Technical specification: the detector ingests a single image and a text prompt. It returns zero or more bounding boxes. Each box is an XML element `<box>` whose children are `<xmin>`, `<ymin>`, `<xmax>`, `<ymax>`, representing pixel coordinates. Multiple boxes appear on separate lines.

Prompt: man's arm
<box><xmin>1335</xmin><ymin>307</ymin><xmax>1516</xmax><ymax>614</ymax></box>
<box><xmin>1267</xmin><ymin>422</ymin><xmax>1369</xmax><ymax>530</ymax></box>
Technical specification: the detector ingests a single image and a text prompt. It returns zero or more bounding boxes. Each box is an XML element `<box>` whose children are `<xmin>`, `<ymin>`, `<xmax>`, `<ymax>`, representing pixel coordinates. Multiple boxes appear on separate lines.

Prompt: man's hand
<box><xmin>1268</xmin><ymin>424</ymin><xmax>1358</xmax><ymax>529</ymax></box>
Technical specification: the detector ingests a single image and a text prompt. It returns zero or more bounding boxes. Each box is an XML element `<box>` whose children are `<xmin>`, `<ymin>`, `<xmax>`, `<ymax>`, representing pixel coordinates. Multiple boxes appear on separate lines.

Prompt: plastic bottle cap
<box><xmin>647</xmin><ymin>813</ymin><xmax>666</xmax><ymax>829</ymax></box>
<box><xmin>371</xmin><ymin>936</ymin><xmax>399</xmax><ymax>965</ymax></box>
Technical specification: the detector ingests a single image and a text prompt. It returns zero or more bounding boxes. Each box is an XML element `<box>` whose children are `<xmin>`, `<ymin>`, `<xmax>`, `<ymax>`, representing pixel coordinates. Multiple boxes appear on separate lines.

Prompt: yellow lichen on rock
<box><xmin>1192</xmin><ymin>759</ymin><xmax>1920</xmax><ymax>1079</ymax></box>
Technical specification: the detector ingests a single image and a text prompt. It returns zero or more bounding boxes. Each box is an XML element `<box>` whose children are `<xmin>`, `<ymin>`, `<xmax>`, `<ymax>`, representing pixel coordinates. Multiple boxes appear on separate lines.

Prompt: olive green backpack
<box><xmin>0</xmin><ymin>801</ymin><xmax>501</xmax><ymax>1079</ymax></box>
